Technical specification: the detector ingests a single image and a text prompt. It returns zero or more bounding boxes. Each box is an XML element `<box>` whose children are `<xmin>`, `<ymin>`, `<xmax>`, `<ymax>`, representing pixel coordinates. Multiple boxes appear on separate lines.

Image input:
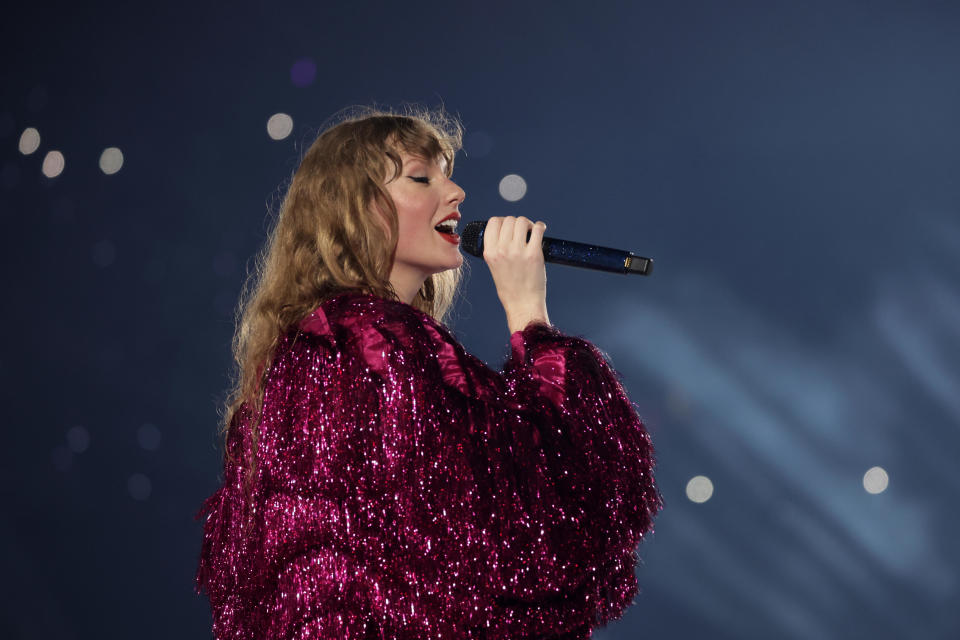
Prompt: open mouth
<box><xmin>434</xmin><ymin>220</ymin><xmax>459</xmax><ymax>237</ymax></box>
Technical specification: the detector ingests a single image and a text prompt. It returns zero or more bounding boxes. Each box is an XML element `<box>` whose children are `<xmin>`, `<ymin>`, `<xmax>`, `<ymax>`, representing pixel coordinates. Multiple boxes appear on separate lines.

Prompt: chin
<box><xmin>439</xmin><ymin>254</ymin><xmax>464</xmax><ymax>271</ymax></box>
<box><xmin>435</xmin><ymin>259</ymin><xmax>462</xmax><ymax>274</ymax></box>
<box><xmin>435</xmin><ymin>266</ymin><xmax>460</xmax><ymax>275</ymax></box>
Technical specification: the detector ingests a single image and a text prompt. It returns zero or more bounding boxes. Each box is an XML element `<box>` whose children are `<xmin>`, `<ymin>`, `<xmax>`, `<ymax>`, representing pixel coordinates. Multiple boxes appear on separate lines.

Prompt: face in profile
<box><xmin>381</xmin><ymin>151</ymin><xmax>466</xmax><ymax>291</ymax></box>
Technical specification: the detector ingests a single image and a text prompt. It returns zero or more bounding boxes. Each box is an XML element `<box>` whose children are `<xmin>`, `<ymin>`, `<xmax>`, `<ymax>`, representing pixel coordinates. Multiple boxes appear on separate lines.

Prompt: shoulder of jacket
<box><xmin>297</xmin><ymin>290</ymin><xmax>425</xmax><ymax>339</ymax></box>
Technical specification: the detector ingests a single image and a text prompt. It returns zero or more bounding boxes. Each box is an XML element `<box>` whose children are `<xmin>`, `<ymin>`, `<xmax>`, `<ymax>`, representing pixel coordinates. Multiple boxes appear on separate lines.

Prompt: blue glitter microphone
<box><xmin>459</xmin><ymin>220</ymin><xmax>654</xmax><ymax>276</ymax></box>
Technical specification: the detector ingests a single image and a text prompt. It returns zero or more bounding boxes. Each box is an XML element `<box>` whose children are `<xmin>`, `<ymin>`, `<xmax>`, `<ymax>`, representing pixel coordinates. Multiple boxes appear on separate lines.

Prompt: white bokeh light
<box><xmin>19</xmin><ymin>127</ymin><xmax>40</xmax><ymax>154</ymax></box>
<box><xmin>42</xmin><ymin>150</ymin><xmax>65</xmax><ymax>178</ymax></box>
<box><xmin>498</xmin><ymin>174</ymin><xmax>527</xmax><ymax>202</ymax></box>
<box><xmin>267</xmin><ymin>113</ymin><xmax>294</xmax><ymax>140</ymax></box>
<box><xmin>863</xmin><ymin>466</ymin><xmax>889</xmax><ymax>494</ymax></box>
<box><xmin>685</xmin><ymin>475</ymin><xmax>714</xmax><ymax>503</ymax></box>
<box><xmin>99</xmin><ymin>147</ymin><xmax>124</xmax><ymax>174</ymax></box>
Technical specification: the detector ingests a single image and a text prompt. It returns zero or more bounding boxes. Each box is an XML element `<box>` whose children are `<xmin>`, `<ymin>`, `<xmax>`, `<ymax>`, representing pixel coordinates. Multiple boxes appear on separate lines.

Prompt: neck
<box><xmin>389</xmin><ymin>265</ymin><xmax>426</xmax><ymax>306</ymax></box>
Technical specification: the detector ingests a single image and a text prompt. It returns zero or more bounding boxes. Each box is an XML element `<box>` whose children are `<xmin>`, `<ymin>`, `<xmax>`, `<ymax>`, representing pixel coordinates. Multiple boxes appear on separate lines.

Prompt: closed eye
<box><xmin>409</xmin><ymin>176</ymin><xmax>430</xmax><ymax>184</ymax></box>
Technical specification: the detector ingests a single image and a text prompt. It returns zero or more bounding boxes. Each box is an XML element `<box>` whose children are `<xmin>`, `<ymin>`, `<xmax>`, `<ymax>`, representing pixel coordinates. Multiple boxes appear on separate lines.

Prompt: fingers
<box><xmin>484</xmin><ymin>217</ymin><xmax>502</xmax><ymax>256</ymax></box>
<box><xmin>481</xmin><ymin>216</ymin><xmax>550</xmax><ymax>326</ymax></box>
<box><xmin>498</xmin><ymin>216</ymin><xmax>516</xmax><ymax>250</ymax></box>
<box><xmin>511</xmin><ymin>216</ymin><xmax>532</xmax><ymax>246</ymax></box>
<box><xmin>529</xmin><ymin>220</ymin><xmax>547</xmax><ymax>252</ymax></box>
<box><xmin>484</xmin><ymin>216</ymin><xmax>547</xmax><ymax>255</ymax></box>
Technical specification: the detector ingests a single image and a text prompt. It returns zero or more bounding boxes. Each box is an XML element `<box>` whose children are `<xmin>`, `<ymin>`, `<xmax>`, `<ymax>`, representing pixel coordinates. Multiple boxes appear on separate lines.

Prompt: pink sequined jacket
<box><xmin>196</xmin><ymin>290</ymin><xmax>661</xmax><ymax>639</ymax></box>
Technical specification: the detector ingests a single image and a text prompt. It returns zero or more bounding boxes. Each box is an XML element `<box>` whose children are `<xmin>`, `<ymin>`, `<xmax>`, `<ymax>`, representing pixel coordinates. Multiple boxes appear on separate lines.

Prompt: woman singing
<box><xmin>195</xmin><ymin>106</ymin><xmax>661</xmax><ymax>639</ymax></box>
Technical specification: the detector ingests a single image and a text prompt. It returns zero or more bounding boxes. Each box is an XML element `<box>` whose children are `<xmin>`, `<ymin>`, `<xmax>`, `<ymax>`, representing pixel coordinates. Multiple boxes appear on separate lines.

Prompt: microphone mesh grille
<box><xmin>459</xmin><ymin>221</ymin><xmax>485</xmax><ymax>257</ymax></box>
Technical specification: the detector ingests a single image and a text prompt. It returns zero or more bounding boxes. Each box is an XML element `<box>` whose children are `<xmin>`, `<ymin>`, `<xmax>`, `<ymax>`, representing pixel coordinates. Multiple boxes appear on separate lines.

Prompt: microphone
<box><xmin>459</xmin><ymin>220</ymin><xmax>653</xmax><ymax>276</ymax></box>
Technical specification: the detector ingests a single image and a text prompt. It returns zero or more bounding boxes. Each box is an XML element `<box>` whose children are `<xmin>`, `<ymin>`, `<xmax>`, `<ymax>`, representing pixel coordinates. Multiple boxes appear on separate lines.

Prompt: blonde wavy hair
<box><xmin>220</xmin><ymin>105</ymin><xmax>465</xmax><ymax>481</ymax></box>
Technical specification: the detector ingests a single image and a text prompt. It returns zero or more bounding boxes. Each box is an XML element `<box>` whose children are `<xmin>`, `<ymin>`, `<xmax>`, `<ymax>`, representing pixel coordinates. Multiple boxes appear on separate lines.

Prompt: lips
<box><xmin>434</xmin><ymin>212</ymin><xmax>460</xmax><ymax>234</ymax></box>
<box><xmin>434</xmin><ymin>212</ymin><xmax>461</xmax><ymax>244</ymax></box>
<box><xmin>435</xmin><ymin>212</ymin><xmax>461</xmax><ymax>226</ymax></box>
<box><xmin>437</xmin><ymin>229</ymin><xmax>460</xmax><ymax>244</ymax></box>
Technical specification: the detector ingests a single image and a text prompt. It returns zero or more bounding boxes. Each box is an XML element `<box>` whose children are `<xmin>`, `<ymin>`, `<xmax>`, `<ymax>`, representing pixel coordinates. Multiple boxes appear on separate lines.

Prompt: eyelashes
<box><xmin>409</xmin><ymin>176</ymin><xmax>430</xmax><ymax>184</ymax></box>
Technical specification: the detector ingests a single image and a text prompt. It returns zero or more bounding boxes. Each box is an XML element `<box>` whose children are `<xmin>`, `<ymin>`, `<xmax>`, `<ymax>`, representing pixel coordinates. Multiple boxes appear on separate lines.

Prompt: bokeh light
<box><xmin>128</xmin><ymin>473</ymin><xmax>152</xmax><ymax>500</ymax></box>
<box><xmin>685</xmin><ymin>475</ymin><xmax>714</xmax><ymax>503</ymax></box>
<box><xmin>42</xmin><ymin>150</ymin><xmax>64</xmax><ymax>177</ymax></box>
<box><xmin>267</xmin><ymin>113</ymin><xmax>293</xmax><ymax>140</ymax></box>
<box><xmin>863</xmin><ymin>466</ymin><xmax>889</xmax><ymax>494</ymax></box>
<box><xmin>66</xmin><ymin>425</ymin><xmax>90</xmax><ymax>453</ymax></box>
<box><xmin>498</xmin><ymin>174</ymin><xmax>527</xmax><ymax>202</ymax></box>
<box><xmin>137</xmin><ymin>423</ymin><xmax>162</xmax><ymax>451</ymax></box>
<box><xmin>99</xmin><ymin>147</ymin><xmax>124</xmax><ymax>175</ymax></box>
<box><xmin>19</xmin><ymin>127</ymin><xmax>40</xmax><ymax>154</ymax></box>
<box><xmin>290</xmin><ymin>57</ymin><xmax>317</xmax><ymax>87</ymax></box>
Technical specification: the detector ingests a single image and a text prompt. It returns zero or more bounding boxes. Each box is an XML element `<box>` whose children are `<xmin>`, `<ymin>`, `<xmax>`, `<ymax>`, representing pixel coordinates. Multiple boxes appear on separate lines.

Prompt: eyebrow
<box><xmin>404</xmin><ymin>156</ymin><xmax>449</xmax><ymax>174</ymax></box>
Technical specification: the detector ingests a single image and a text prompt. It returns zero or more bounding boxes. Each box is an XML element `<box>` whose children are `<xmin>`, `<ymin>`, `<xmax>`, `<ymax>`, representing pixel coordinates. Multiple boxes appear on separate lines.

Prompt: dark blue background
<box><xmin>3</xmin><ymin>1</ymin><xmax>958</xmax><ymax>638</ymax></box>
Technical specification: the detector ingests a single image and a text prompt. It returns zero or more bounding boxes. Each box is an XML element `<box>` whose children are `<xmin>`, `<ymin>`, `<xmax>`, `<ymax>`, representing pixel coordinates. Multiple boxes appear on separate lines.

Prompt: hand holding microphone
<box><xmin>471</xmin><ymin>216</ymin><xmax>654</xmax><ymax>334</ymax></box>
<box><xmin>461</xmin><ymin>218</ymin><xmax>654</xmax><ymax>276</ymax></box>
<box><xmin>480</xmin><ymin>216</ymin><xmax>551</xmax><ymax>334</ymax></box>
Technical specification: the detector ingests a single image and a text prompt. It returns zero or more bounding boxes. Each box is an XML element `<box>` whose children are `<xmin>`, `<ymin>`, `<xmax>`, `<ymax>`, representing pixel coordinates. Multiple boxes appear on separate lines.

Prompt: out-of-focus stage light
<box><xmin>42</xmin><ymin>150</ymin><xmax>65</xmax><ymax>177</ymax></box>
<box><xmin>66</xmin><ymin>425</ymin><xmax>91</xmax><ymax>453</ymax></box>
<box><xmin>19</xmin><ymin>127</ymin><xmax>40</xmax><ymax>154</ymax></box>
<box><xmin>128</xmin><ymin>473</ymin><xmax>152</xmax><ymax>500</ymax></box>
<box><xmin>498</xmin><ymin>173</ymin><xmax>527</xmax><ymax>202</ymax></box>
<box><xmin>290</xmin><ymin>57</ymin><xmax>317</xmax><ymax>87</ymax></box>
<box><xmin>138</xmin><ymin>423</ymin><xmax>162</xmax><ymax>451</ymax></box>
<box><xmin>863</xmin><ymin>466</ymin><xmax>889</xmax><ymax>494</ymax></box>
<box><xmin>267</xmin><ymin>113</ymin><xmax>294</xmax><ymax>140</ymax></box>
<box><xmin>99</xmin><ymin>147</ymin><xmax>124</xmax><ymax>175</ymax></box>
<box><xmin>686</xmin><ymin>475</ymin><xmax>714</xmax><ymax>503</ymax></box>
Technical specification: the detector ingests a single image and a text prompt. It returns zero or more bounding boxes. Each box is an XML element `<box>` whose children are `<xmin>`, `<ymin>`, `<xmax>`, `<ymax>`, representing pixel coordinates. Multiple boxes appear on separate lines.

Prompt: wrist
<box><xmin>507</xmin><ymin>307</ymin><xmax>550</xmax><ymax>334</ymax></box>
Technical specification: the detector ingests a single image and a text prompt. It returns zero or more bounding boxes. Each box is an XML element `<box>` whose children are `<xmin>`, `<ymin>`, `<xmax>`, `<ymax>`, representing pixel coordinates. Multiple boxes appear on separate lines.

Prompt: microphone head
<box><xmin>459</xmin><ymin>220</ymin><xmax>487</xmax><ymax>257</ymax></box>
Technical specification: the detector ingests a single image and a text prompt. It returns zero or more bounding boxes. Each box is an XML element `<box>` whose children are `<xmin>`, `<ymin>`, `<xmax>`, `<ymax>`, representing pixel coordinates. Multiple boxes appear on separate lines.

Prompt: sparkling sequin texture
<box><xmin>195</xmin><ymin>291</ymin><xmax>661</xmax><ymax>639</ymax></box>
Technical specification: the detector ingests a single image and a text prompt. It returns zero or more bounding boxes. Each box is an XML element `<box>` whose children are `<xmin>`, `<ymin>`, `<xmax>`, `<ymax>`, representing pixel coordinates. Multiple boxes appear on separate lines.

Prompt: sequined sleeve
<box><xmin>490</xmin><ymin>321</ymin><xmax>662</xmax><ymax>635</ymax></box>
<box><xmin>195</xmin><ymin>293</ymin><xmax>660</xmax><ymax>640</ymax></box>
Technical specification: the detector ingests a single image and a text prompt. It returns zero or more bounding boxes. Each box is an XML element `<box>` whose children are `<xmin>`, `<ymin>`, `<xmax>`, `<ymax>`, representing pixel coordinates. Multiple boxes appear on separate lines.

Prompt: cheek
<box><xmin>394</xmin><ymin>195</ymin><xmax>434</xmax><ymax>232</ymax></box>
<box><xmin>393</xmin><ymin>206</ymin><xmax>427</xmax><ymax>254</ymax></box>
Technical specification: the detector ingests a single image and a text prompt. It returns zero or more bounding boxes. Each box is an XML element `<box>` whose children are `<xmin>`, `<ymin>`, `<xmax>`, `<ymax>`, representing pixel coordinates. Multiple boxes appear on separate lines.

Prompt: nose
<box><xmin>447</xmin><ymin>178</ymin><xmax>466</xmax><ymax>205</ymax></box>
